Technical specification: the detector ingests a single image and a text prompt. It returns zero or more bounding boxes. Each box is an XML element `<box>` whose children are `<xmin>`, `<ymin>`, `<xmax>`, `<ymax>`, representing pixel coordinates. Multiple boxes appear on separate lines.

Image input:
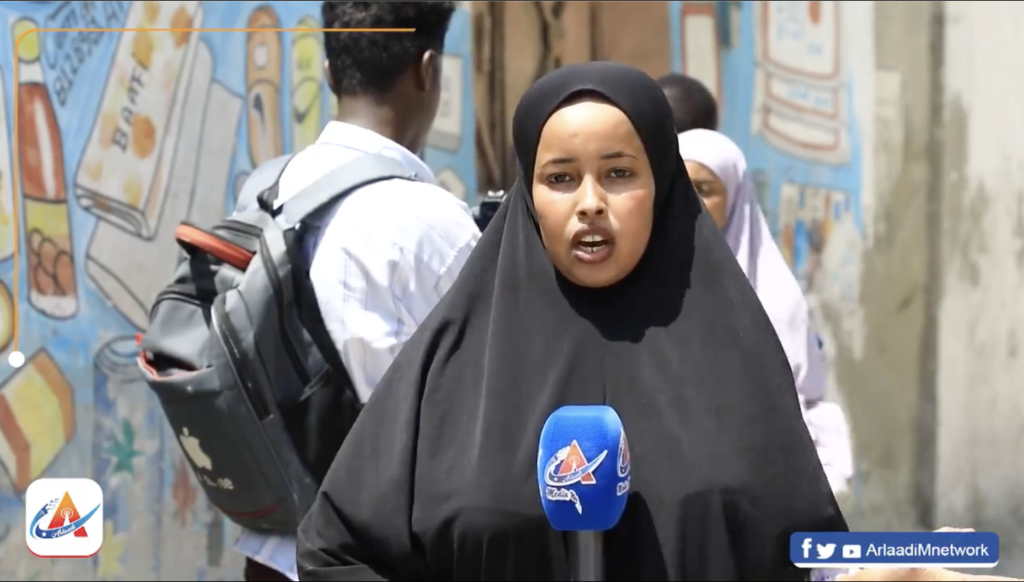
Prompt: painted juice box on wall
<box><xmin>751</xmin><ymin>1</ymin><xmax>851</xmax><ymax>166</ymax></box>
<box><xmin>0</xmin><ymin>350</ymin><xmax>74</xmax><ymax>493</ymax></box>
<box><xmin>74</xmin><ymin>0</ymin><xmax>204</xmax><ymax>239</ymax></box>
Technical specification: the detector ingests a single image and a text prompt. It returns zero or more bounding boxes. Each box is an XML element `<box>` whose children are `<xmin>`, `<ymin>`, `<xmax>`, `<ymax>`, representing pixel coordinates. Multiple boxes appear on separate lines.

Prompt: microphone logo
<box><xmin>543</xmin><ymin>440</ymin><xmax>608</xmax><ymax>514</ymax></box>
<box><xmin>615</xmin><ymin>428</ymin><xmax>631</xmax><ymax>496</ymax></box>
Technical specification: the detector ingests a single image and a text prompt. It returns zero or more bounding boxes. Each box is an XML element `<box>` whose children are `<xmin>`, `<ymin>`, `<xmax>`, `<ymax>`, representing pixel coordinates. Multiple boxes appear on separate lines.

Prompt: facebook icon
<box><xmin>802</xmin><ymin>538</ymin><xmax>813</xmax><ymax>559</ymax></box>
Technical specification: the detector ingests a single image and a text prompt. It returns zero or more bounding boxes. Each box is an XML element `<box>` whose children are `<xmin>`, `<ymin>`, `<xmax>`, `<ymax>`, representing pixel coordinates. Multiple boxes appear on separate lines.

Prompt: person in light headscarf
<box><xmin>677</xmin><ymin>128</ymin><xmax>854</xmax><ymax>494</ymax></box>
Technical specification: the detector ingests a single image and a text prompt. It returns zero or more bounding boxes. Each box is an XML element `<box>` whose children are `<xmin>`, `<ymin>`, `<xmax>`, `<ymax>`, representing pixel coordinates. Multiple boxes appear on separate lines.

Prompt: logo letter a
<box><xmin>46</xmin><ymin>492</ymin><xmax>88</xmax><ymax>537</ymax></box>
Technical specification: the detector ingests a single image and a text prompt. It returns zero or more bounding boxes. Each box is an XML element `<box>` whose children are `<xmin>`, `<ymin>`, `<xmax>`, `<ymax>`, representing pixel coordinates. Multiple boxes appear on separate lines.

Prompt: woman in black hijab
<box><xmin>297</xmin><ymin>62</ymin><xmax>847</xmax><ymax>581</ymax></box>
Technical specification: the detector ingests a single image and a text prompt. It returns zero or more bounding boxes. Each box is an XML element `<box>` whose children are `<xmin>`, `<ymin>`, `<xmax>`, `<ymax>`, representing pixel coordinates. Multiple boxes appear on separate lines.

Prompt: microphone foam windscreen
<box><xmin>537</xmin><ymin>405</ymin><xmax>631</xmax><ymax>531</ymax></box>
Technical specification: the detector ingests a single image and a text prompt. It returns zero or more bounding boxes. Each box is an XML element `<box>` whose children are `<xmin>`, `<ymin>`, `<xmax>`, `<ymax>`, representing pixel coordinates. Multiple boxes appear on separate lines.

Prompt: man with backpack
<box><xmin>238</xmin><ymin>3</ymin><xmax>477</xmax><ymax>579</ymax></box>
<box><xmin>138</xmin><ymin>2</ymin><xmax>477</xmax><ymax>581</ymax></box>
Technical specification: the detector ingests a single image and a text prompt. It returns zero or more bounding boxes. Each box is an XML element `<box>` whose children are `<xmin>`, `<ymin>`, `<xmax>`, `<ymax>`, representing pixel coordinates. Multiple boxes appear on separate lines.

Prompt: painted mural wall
<box><xmin>669</xmin><ymin>0</ymin><xmax>875</xmax><ymax>492</ymax></box>
<box><xmin>671</xmin><ymin>0</ymin><xmax>874</xmax><ymax>345</ymax></box>
<box><xmin>0</xmin><ymin>1</ymin><xmax>474</xmax><ymax>580</ymax></box>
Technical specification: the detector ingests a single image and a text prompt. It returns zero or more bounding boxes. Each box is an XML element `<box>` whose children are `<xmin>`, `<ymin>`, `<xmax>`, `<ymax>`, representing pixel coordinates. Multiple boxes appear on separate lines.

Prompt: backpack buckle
<box><xmin>257</xmin><ymin>187</ymin><xmax>278</xmax><ymax>214</ymax></box>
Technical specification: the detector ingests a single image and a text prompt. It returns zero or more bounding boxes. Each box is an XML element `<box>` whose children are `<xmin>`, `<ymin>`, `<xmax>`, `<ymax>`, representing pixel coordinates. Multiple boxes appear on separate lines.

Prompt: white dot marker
<box><xmin>8</xmin><ymin>351</ymin><xmax>25</xmax><ymax>368</ymax></box>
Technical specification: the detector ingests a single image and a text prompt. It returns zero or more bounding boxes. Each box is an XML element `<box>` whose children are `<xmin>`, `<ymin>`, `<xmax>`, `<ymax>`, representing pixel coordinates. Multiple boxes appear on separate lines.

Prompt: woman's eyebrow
<box><xmin>540</xmin><ymin>151</ymin><xmax>637</xmax><ymax>167</ymax></box>
<box><xmin>541</xmin><ymin>156</ymin><xmax>576</xmax><ymax>167</ymax></box>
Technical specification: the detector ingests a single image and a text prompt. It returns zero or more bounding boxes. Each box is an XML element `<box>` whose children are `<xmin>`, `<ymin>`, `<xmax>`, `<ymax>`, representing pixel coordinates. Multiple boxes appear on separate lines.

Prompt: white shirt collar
<box><xmin>316</xmin><ymin>121</ymin><xmax>437</xmax><ymax>185</ymax></box>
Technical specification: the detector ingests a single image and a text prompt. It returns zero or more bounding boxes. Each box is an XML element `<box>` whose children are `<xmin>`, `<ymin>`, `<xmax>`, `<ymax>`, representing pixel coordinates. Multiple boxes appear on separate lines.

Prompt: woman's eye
<box><xmin>609</xmin><ymin>168</ymin><xmax>632</xmax><ymax>179</ymax></box>
<box><xmin>547</xmin><ymin>173</ymin><xmax>572</xmax><ymax>184</ymax></box>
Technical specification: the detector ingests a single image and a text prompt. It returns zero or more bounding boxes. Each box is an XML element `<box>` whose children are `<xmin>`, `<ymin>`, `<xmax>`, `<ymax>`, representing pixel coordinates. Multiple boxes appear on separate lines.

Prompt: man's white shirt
<box><xmin>233</xmin><ymin>121</ymin><xmax>480</xmax><ymax>579</ymax></box>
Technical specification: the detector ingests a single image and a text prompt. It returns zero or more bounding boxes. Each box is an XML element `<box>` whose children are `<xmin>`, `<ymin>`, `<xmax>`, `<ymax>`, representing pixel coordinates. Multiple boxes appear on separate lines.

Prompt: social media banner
<box><xmin>790</xmin><ymin>531</ymin><xmax>999</xmax><ymax>568</ymax></box>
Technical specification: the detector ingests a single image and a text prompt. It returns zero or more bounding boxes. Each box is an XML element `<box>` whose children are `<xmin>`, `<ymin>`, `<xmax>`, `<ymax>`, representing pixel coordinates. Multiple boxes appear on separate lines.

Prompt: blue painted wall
<box><xmin>0</xmin><ymin>1</ymin><xmax>474</xmax><ymax>579</ymax></box>
<box><xmin>669</xmin><ymin>0</ymin><xmax>863</xmax><ymax>297</ymax></box>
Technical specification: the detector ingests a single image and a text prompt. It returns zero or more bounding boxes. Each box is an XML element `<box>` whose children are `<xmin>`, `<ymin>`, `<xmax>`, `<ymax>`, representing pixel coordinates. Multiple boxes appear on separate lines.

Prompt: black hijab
<box><xmin>297</xmin><ymin>62</ymin><xmax>847</xmax><ymax>581</ymax></box>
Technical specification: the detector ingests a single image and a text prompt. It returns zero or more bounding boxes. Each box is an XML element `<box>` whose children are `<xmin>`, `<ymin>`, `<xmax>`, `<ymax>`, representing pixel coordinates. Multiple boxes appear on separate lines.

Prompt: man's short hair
<box><xmin>657</xmin><ymin>73</ymin><xmax>719</xmax><ymax>133</ymax></box>
<box><xmin>322</xmin><ymin>1</ymin><xmax>456</xmax><ymax>99</ymax></box>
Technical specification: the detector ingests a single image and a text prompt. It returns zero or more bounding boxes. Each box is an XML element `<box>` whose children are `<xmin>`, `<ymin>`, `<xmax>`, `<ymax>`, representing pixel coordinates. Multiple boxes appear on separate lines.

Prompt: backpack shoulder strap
<box><xmin>236</xmin><ymin>154</ymin><xmax>295</xmax><ymax>213</ymax></box>
<box><xmin>275</xmin><ymin>153</ymin><xmax>416</xmax><ymax>229</ymax></box>
<box><xmin>279</xmin><ymin>153</ymin><xmax>418</xmax><ymax>420</ymax></box>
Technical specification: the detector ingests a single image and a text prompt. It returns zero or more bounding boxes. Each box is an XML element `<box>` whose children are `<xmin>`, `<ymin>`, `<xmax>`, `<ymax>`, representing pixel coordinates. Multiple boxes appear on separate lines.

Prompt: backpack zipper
<box><xmin>212</xmin><ymin>296</ymin><xmax>272</xmax><ymax>420</ymax></box>
<box><xmin>225</xmin><ymin>219</ymin><xmax>312</xmax><ymax>388</ymax></box>
<box><xmin>150</xmin><ymin>284</ymin><xmax>217</xmax><ymax>317</ymax></box>
<box><xmin>255</xmin><ymin>235</ymin><xmax>313</xmax><ymax>387</ymax></box>
<box><xmin>216</xmin><ymin>220</ymin><xmax>262</xmax><ymax>252</ymax></box>
<box><xmin>181</xmin><ymin>219</ymin><xmax>313</xmax><ymax>389</ymax></box>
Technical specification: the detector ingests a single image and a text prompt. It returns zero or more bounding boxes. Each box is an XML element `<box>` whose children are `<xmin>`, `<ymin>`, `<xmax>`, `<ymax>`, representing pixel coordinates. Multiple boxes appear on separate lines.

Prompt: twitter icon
<box><xmin>817</xmin><ymin>543</ymin><xmax>836</xmax><ymax>560</ymax></box>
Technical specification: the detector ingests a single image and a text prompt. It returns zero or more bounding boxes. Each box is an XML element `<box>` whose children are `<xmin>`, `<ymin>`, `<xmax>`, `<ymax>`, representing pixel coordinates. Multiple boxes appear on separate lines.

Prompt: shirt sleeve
<box><xmin>810</xmin><ymin>567</ymin><xmax>858</xmax><ymax>581</ymax></box>
<box><xmin>308</xmin><ymin>202</ymin><xmax>479</xmax><ymax>404</ymax></box>
<box><xmin>794</xmin><ymin>315</ymin><xmax>854</xmax><ymax>494</ymax></box>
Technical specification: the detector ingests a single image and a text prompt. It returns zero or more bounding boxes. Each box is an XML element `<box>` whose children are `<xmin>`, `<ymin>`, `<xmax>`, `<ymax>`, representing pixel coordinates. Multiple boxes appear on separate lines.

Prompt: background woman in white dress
<box><xmin>677</xmin><ymin>128</ymin><xmax>855</xmax><ymax>494</ymax></box>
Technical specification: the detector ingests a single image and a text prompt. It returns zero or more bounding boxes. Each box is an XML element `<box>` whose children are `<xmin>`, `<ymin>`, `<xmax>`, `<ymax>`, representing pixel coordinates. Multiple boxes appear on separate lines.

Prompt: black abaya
<box><xmin>297</xmin><ymin>61</ymin><xmax>847</xmax><ymax>581</ymax></box>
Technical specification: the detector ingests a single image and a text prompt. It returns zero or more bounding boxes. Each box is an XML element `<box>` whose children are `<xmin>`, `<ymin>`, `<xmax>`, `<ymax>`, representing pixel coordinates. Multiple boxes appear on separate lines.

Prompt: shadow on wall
<box><xmin>0</xmin><ymin>1</ymin><xmax>473</xmax><ymax>580</ymax></box>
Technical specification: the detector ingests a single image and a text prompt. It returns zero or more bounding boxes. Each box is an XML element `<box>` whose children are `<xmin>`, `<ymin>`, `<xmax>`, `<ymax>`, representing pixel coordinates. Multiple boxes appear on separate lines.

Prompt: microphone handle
<box><xmin>569</xmin><ymin>531</ymin><xmax>604</xmax><ymax>582</ymax></box>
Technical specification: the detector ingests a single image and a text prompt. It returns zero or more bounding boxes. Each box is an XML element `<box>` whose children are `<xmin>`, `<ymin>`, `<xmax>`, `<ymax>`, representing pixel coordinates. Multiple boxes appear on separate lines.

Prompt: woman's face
<box><xmin>683</xmin><ymin>160</ymin><xmax>728</xmax><ymax>230</ymax></box>
<box><xmin>532</xmin><ymin>98</ymin><xmax>655</xmax><ymax>288</ymax></box>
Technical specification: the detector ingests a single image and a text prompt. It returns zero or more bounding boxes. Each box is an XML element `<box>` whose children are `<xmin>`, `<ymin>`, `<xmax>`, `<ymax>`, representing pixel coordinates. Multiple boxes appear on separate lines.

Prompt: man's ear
<box><xmin>323</xmin><ymin>59</ymin><xmax>336</xmax><ymax>94</ymax></box>
<box><xmin>417</xmin><ymin>49</ymin><xmax>440</xmax><ymax>93</ymax></box>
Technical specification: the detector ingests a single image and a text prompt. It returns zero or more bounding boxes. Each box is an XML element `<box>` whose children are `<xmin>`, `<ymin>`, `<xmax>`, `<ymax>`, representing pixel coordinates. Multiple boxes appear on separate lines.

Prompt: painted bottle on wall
<box><xmin>247</xmin><ymin>6</ymin><xmax>284</xmax><ymax>167</ymax></box>
<box><xmin>0</xmin><ymin>69</ymin><xmax>17</xmax><ymax>263</ymax></box>
<box><xmin>291</xmin><ymin>15</ymin><xmax>323</xmax><ymax>152</ymax></box>
<box><xmin>13</xmin><ymin>18</ymin><xmax>78</xmax><ymax>319</ymax></box>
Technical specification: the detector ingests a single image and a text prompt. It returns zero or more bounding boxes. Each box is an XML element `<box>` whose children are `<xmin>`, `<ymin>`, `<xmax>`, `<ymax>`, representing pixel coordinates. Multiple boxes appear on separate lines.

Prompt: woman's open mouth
<box><xmin>571</xmin><ymin>229</ymin><xmax>615</xmax><ymax>265</ymax></box>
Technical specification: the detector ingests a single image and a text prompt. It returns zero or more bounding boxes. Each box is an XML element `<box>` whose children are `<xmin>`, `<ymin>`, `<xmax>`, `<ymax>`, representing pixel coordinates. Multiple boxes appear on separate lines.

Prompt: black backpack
<box><xmin>138</xmin><ymin>153</ymin><xmax>416</xmax><ymax>534</ymax></box>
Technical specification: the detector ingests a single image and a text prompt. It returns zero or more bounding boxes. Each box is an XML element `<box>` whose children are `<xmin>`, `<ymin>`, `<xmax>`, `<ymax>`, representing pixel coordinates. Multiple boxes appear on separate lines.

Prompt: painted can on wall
<box><xmin>92</xmin><ymin>336</ymin><xmax>166</xmax><ymax>578</ymax></box>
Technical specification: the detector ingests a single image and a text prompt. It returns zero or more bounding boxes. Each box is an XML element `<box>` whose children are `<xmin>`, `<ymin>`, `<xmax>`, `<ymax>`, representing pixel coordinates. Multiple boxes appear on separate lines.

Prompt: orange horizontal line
<box><xmin>16</xmin><ymin>27</ymin><xmax>415</xmax><ymax>34</ymax></box>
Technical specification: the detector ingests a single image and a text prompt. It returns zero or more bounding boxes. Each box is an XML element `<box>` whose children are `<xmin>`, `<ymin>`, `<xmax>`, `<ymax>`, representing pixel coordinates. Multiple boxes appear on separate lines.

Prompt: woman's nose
<box><xmin>576</xmin><ymin>182</ymin><xmax>607</xmax><ymax>218</ymax></box>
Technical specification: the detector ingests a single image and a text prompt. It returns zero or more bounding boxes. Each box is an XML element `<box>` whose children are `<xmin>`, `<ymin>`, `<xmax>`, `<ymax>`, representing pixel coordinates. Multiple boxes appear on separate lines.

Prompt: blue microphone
<box><xmin>537</xmin><ymin>405</ymin><xmax>631</xmax><ymax>581</ymax></box>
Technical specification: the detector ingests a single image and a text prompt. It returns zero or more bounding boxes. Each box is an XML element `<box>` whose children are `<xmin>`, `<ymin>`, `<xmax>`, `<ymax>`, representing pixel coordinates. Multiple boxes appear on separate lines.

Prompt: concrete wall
<box><xmin>0</xmin><ymin>1</ymin><xmax>474</xmax><ymax>579</ymax></box>
<box><xmin>937</xmin><ymin>0</ymin><xmax>1024</xmax><ymax>572</ymax></box>
<box><xmin>862</xmin><ymin>1</ymin><xmax>941</xmax><ymax>534</ymax></box>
